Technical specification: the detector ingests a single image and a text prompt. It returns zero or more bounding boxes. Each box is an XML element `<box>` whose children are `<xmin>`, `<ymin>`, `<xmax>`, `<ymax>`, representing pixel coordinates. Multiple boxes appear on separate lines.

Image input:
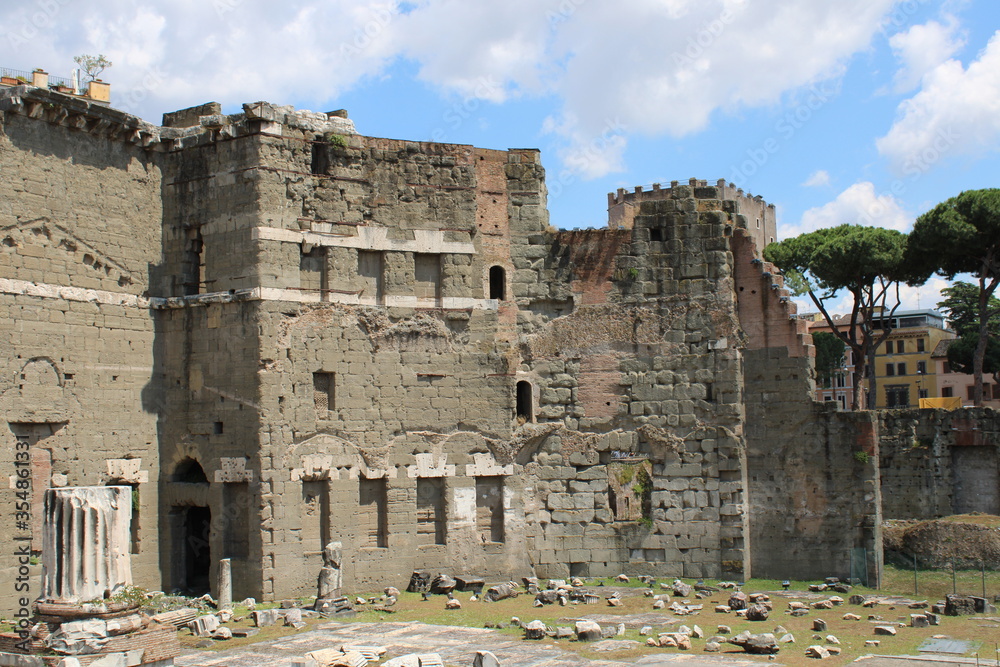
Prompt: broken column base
<box><xmin>0</xmin><ymin>601</ymin><xmax>180</xmax><ymax>667</ymax></box>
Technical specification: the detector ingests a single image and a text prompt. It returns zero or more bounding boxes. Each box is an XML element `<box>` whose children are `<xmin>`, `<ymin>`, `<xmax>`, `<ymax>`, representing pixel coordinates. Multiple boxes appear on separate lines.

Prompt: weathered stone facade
<box><xmin>5</xmin><ymin>85</ymin><xmax>981</xmax><ymax>611</ymax></box>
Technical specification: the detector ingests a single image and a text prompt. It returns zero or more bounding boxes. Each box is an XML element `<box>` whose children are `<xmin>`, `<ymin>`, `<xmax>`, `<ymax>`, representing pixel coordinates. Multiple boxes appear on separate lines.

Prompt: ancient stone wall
<box><xmin>0</xmin><ymin>95</ymin><xmax>164</xmax><ymax>613</ymax></box>
<box><xmin>10</xmin><ymin>88</ymin><xmax>987</xmax><ymax>610</ymax></box>
<box><xmin>516</xmin><ymin>183</ymin><xmax>753</xmax><ymax>581</ymax></box>
<box><xmin>878</xmin><ymin>409</ymin><xmax>1000</xmax><ymax>520</ymax></box>
<box><xmin>734</xmin><ymin>232</ymin><xmax>883</xmax><ymax>586</ymax></box>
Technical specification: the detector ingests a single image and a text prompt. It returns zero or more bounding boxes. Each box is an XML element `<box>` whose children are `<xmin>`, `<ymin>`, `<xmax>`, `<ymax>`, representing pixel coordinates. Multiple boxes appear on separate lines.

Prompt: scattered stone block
<box><xmin>779</xmin><ymin>633</ymin><xmax>795</xmax><ymax>644</ymax></box>
<box><xmin>729</xmin><ymin>631</ymin><xmax>780</xmax><ymax>654</ymax></box>
<box><xmin>524</xmin><ymin>620</ymin><xmax>547</xmax><ymax>639</ymax></box>
<box><xmin>383</xmin><ymin>656</ymin><xmax>420</xmax><ymax>667</ymax></box>
<box><xmin>945</xmin><ymin>594</ymin><xmax>977</xmax><ymax>616</ymax></box>
<box><xmin>874</xmin><ymin>626</ymin><xmax>897</xmax><ymax>636</ymax></box>
<box><xmin>456</xmin><ymin>576</ymin><xmax>485</xmax><ymax>593</ymax></box>
<box><xmin>812</xmin><ymin>619</ymin><xmax>827</xmax><ymax>632</ymax></box>
<box><xmin>805</xmin><ymin>645</ymin><xmax>830</xmax><ymax>659</ymax></box>
<box><xmin>445</xmin><ymin>599</ymin><xmax>461</xmax><ymax>610</ymax></box>
<box><xmin>252</xmin><ymin>609</ymin><xmax>280</xmax><ymax>627</ymax></box>
<box><xmin>230</xmin><ymin>628</ymin><xmax>259</xmax><ymax>638</ymax></box>
<box><xmin>284</xmin><ymin>609</ymin><xmax>303</xmax><ymax>626</ymax></box>
<box><xmin>473</xmin><ymin>650</ymin><xmax>500</xmax><ymax>667</ymax></box>
<box><xmin>483</xmin><ymin>583</ymin><xmax>519</xmax><ymax>602</ymax></box>
<box><xmin>728</xmin><ymin>592</ymin><xmax>748</xmax><ymax>610</ymax></box>
<box><xmin>430</xmin><ymin>574</ymin><xmax>456</xmax><ymax>595</ymax></box>
<box><xmin>910</xmin><ymin>614</ymin><xmax>929</xmax><ymax>628</ymax></box>
<box><xmin>212</xmin><ymin>627</ymin><xmax>232</xmax><ymax>640</ymax></box>
<box><xmin>188</xmin><ymin>615</ymin><xmax>220</xmax><ymax>637</ymax></box>
<box><xmin>746</xmin><ymin>604</ymin><xmax>769</xmax><ymax>621</ymax></box>
<box><xmin>825</xmin><ymin>635</ymin><xmax>839</xmax><ymax>644</ymax></box>
<box><xmin>704</xmin><ymin>642</ymin><xmax>721</xmax><ymax>652</ymax></box>
<box><xmin>842</xmin><ymin>613</ymin><xmax>861</xmax><ymax>621</ymax></box>
<box><xmin>575</xmin><ymin>620</ymin><xmax>602</xmax><ymax>641</ymax></box>
<box><xmin>408</xmin><ymin>571</ymin><xmax>431</xmax><ymax>593</ymax></box>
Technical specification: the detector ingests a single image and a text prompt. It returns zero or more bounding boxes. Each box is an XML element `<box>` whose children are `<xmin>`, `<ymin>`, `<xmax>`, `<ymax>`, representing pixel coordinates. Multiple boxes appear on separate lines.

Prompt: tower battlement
<box><xmin>608</xmin><ymin>178</ymin><xmax>778</xmax><ymax>251</ymax></box>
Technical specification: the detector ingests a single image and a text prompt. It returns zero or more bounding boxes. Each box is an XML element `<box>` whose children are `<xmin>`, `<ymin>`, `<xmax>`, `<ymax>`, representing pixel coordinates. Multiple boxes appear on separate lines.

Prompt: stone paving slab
<box><xmin>172</xmin><ymin>620</ymin><xmax>764</xmax><ymax>667</ymax></box>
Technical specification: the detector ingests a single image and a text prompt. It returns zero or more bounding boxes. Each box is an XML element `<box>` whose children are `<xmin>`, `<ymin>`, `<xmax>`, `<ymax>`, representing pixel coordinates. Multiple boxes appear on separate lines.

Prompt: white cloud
<box><xmin>877</xmin><ymin>31</ymin><xmax>1000</xmax><ymax>174</ymax></box>
<box><xmin>888</xmin><ymin>18</ymin><xmax>965</xmax><ymax>92</ymax></box>
<box><xmin>782</xmin><ymin>182</ymin><xmax>911</xmax><ymax>240</ymax></box>
<box><xmin>0</xmin><ymin>1</ymin><xmax>405</xmax><ymax>122</ymax></box>
<box><xmin>547</xmin><ymin>0</ymin><xmax>896</xmax><ymax>141</ymax></box>
<box><xmin>0</xmin><ymin>0</ymin><xmax>905</xmax><ymax>177</ymax></box>
<box><xmin>802</xmin><ymin>170</ymin><xmax>831</xmax><ymax>187</ymax></box>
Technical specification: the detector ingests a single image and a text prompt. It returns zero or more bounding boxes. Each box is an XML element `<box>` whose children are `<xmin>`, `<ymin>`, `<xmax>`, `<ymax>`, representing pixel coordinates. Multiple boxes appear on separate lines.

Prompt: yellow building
<box><xmin>870</xmin><ymin>310</ymin><xmax>955</xmax><ymax>409</ymax></box>
<box><xmin>807</xmin><ymin>310</ymin><xmax>955</xmax><ymax>409</ymax></box>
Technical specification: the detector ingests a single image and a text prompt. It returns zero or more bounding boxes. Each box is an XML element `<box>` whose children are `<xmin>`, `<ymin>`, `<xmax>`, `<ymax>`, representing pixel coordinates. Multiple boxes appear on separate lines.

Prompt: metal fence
<box><xmin>885</xmin><ymin>551</ymin><xmax>1000</xmax><ymax>602</ymax></box>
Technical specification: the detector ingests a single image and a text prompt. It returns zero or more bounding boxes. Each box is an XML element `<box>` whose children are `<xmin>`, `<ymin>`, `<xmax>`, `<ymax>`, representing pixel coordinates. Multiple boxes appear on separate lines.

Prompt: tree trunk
<box><xmin>975</xmin><ymin>277</ymin><xmax>989</xmax><ymax>406</ymax></box>
<box><xmin>851</xmin><ymin>344</ymin><xmax>867</xmax><ymax>411</ymax></box>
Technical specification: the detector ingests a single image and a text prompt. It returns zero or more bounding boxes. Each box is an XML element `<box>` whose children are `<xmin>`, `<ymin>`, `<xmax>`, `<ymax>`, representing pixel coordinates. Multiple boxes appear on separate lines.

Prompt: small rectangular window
<box><xmin>917</xmin><ymin>338</ymin><xmax>925</xmax><ymax>352</ymax></box>
<box><xmin>897</xmin><ymin>340</ymin><xmax>906</xmax><ymax>354</ymax></box>
<box><xmin>359</xmin><ymin>478</ymin><xmax>388</xmax><ymax>548</ymax></box>
<box><xmin>917</xmin><ymin>361</ymin><xmax>926</xmax><ymax>375</ymax></box>
<box><xmin>300</xmin><ymin>246</ymin><xmax>327</xmax><ymax>294</ymax></box>
<box><xmin>358</xmin><ymin>251</ymin><xmax>384</xmax><ymax>304</ymax></box>
<box><xmin>942</xmin><ymin>386</ymin><xmax>954</xmax><ymax>397</ymax></box>
<box><xmin>414</xmin><ymin>254</ymin><xmax>442</xmax><ymax>302</ymax></box>
<box><xmin>476</xmin><ymin>477</ymin><xmax>504</xmax><ymax>543</ymax></box>
<box><xmin>314</xmin><ymin>372</ymin><xmax>335</xmax><ymax>413</ymax></box>
<box><xmin>968</xmin><ymin>385</ymin><xmax>976</xmax><ymax>400</ymax></box>
<box><xmin>416</xmin><ymin>478</ymin><xmax>446</xmax><ymax>545</ymax></box>
<box><xmin>898</xmin><ymin>363</ymin><xmax>907</xmax><ymax>376</ymax></box>
<box><xmin>885</xmin><ymin>364</ymin><xmax>895</xmax><ymax>376</ymax></box>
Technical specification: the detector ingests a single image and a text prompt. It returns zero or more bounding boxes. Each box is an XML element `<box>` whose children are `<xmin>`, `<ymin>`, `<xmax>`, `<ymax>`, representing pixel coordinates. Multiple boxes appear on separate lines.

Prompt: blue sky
<box><xmin>2</xmin><ymin>0</ymin><xmax>998</xmax><ymax>313</ymax></box>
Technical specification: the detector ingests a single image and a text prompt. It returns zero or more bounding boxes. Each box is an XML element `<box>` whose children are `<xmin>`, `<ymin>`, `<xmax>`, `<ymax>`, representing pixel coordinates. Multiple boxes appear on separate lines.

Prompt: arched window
<box><xmin>172</xmin><ymin>457</ymin><xmax>209</xmax><ymax>484</ymax></box>
<box><xmin>515</xmin><ymin>381</ymin><xmax>532</xmax><ymax>421</ymax></box>
<box><xmin>489</xmin><ymin>265</ymin><xmax>506</xmax><ymax>300</ymax></box>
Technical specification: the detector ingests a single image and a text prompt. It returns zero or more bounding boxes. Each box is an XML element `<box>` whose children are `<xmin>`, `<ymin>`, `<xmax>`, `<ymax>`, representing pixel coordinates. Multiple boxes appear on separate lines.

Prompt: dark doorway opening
<box><xmin>173</xmin><ymin>505</ymin><xmax>212</xmax><ymax>595</ymax></box>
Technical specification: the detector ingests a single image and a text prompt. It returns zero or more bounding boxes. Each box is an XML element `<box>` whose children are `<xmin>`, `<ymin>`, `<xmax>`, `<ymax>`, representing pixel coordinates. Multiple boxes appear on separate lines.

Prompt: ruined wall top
<box><xmin>608</xmin><ymin>177</ymin><xmax>778</xmax><ymax>252</ymax></box>
<box><xmin>0</xmin><ymin>87</ymin><xmax>357</xmax><ymax>151</ymax></box>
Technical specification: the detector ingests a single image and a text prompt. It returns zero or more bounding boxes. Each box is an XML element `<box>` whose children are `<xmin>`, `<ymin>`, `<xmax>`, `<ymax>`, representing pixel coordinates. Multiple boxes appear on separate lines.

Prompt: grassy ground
<box><xmin>173</xmin><ymin>571</ymin><xmax>1000</xmax><ymax>667</ymax></box>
